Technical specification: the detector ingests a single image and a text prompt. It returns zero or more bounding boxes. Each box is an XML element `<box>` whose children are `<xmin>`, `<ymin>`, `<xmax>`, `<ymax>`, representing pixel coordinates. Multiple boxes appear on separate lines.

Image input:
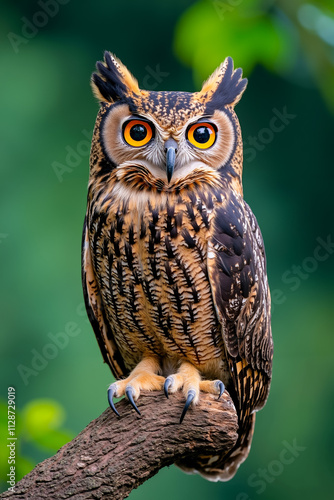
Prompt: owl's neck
<box><xmin>89</xmin><ymin>165</ymin><xmax>243</xmax><ymax>218</ymax></box>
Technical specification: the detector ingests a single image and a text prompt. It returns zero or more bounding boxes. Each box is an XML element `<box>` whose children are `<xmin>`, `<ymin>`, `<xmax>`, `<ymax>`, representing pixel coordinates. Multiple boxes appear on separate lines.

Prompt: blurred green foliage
<box><xmin>175</xmin><ymin>0</ymin><xmax>293</xmax><ymax>78</ymax></box>
<box><xmin>0</xmin><ymin>398</ymin><xmax>73</xmax><ymax>490</ymax></box>
<box><xmin>22</xmin><ymin>399</ymin><xmax>73</xmax><ymax>451</ymax></box>
<box><xmin>174</xmin><ymin>0</ymin><xmax>334</xmax><ymax>111</ymax></box>
<box><xmin>0</xmin><ymin>0</ymin><xmax>333</xmax><ymax>498</ymax></box>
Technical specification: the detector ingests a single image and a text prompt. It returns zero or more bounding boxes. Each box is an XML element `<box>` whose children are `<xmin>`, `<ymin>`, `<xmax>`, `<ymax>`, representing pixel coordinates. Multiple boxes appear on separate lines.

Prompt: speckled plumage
<box><xmin>82</xmin><ymin>52</ymin><xmax>273</xmax><ymax>481</ymax></box>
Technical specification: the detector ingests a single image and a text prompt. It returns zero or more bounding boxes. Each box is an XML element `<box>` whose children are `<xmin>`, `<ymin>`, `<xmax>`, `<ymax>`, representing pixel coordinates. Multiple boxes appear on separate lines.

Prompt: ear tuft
<box><xmin>91</xmin><ymin>52</ymin><xmax>140</xmax><ymax>104</ymax></box>
<box><xmin>199</xmin><ymin>57</ymin><xmax>247</xmax><ymax>108</ymax></box>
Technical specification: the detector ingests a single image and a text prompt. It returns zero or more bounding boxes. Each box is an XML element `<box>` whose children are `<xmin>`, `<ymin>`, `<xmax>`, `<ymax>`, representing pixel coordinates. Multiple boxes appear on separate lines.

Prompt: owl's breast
<box><xmin>89</xmin><ymin>188</ymin><xmax>228</xmax><ymax>374</ymax></box>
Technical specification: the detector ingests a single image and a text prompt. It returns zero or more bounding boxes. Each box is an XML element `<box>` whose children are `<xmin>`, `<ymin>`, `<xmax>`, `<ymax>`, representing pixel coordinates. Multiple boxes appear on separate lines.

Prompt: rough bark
<box><xmin>1</xmin><ymin>391</ymin><xmax>238</xmax><ymax>500</ymax></box>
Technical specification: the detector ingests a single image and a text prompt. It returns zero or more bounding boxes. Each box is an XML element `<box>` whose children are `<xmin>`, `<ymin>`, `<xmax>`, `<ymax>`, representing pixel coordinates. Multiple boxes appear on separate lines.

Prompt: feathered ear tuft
<box><xmin>91</xmin><ymin>52</ymin><xmax>140</xmax><ymax>104</ymax></box>
<box><xmin>199</xmin><ymin>57</ymin><xmax>247</xmax><ymax>109</ymax></box>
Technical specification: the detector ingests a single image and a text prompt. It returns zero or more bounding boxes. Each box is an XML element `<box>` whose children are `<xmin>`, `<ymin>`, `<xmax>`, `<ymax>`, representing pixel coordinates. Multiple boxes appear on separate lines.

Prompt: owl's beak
<box><xmin>164</xmin><ymin>138</ymin><xmax>177</xmax><ymax>183</ymax></box>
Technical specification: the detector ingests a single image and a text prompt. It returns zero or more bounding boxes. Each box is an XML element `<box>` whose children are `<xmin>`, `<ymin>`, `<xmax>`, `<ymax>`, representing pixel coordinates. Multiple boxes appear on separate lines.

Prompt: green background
<box><xmin>1</xmin><ymin>0</ymin><xmax>334</xmax><ymax>498</ymax></box>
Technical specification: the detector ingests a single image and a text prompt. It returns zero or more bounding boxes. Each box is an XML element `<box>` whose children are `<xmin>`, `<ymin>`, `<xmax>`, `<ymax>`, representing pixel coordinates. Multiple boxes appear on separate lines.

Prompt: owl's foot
<box><xmin>164</xmin><ymin>361</ymin><xmax>225</xmax><ymax>423</ymax></box>
<box><xmin>107</xmin><ymin>357</ymin><xmax>164</xmax><ymax>416</ymax></box>
<box><xmin>199</xmin><ymin>379</ymin><xmax>225</xmax><ymax>399</ymax></box>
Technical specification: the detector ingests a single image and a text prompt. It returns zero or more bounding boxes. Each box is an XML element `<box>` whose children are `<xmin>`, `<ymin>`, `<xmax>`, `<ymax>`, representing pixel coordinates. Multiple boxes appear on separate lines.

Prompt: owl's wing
<box><xmin>82</xmin><ymin>216</ymin><xmax>127</xmax><ymax>379</ymax></box>
<box><xmin>208</xmin><ymin>193</ymin><xmax>273</xmax><ymax>422</ymax></box>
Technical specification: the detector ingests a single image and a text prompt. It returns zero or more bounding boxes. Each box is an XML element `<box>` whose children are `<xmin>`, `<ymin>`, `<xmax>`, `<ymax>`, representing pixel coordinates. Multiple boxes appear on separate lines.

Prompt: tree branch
<box><xmin>1</xmin><ymin>391</ymin><xmax>238</xmax><ymax>499</ymax></box>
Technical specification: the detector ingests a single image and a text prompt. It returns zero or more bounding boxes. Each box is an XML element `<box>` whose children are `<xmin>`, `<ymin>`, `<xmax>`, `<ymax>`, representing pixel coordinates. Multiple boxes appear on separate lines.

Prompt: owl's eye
<box><xmin>123</xmin><ymin>119</ymin><xmax>154</xmax><ymax>147</ymax></box>
<box><xmin>187</xmin><ymin>122</ymin><xmax>216</xmax><ymax>149</ymax></box>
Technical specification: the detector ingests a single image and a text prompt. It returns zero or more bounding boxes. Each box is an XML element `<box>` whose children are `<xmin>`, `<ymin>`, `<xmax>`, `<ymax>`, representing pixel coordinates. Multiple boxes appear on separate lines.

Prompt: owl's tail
<box><xmin>176</xmin><ymin>412</ymin><xmax>256</xmax><ymax>482</ymax></box>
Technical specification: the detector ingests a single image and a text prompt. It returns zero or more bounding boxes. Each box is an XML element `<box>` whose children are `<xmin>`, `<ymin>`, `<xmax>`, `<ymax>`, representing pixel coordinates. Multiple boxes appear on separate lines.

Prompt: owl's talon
<box><xmin>107</xmin><ymin>384</ymin><xmax>120</xmax><ymax>417</ymax></box>
<box><xmin>180</xmin><ymin>389</ymin><xmax>196</xmax><ymax>423</ymax></box>
<box><xmin>126</xmin><ymin>386</ymin><xmax>141</xmax><ymax>415</ymax></box>
<box><xmin>216</xmin><ymin>380</ymin><xmax>225</xmax><ymax>399</ymax></box>
<box><xmin>164</xmin><ymin>377</ymin><xmax>173</xmax><ymax>398</ymax></box>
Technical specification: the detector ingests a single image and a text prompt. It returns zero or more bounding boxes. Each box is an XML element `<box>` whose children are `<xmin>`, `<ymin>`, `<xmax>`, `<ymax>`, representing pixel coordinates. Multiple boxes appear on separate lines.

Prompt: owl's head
<box><xmin>90</xmin><ymin>52</ymin><xmax>247</xmax><ymax>198</ymax></box>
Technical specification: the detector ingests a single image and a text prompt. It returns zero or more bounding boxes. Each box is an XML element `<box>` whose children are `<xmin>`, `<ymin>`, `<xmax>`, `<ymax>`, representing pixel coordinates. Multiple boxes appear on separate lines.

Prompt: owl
<box><xmin>82</xmin><ymin>52</ymin><xmax>273</xmax><ymax>481</ymax></box>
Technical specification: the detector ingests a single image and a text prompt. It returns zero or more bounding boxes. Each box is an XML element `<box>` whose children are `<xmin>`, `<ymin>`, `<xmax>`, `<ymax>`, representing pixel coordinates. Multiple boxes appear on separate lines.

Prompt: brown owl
<box><xmin>82</xmin><ymin>52</ymin><xmax>273</xmax><ymax>481</ymax></box>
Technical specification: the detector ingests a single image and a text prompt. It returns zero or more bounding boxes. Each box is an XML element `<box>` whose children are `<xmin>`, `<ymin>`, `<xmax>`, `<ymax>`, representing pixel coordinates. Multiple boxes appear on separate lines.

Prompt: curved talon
<box><xmin>126</xmin><ymin>387</ymin><xmax>141</xmax><ymax>415</ymax></box>
<box><xmin>216</xmin><ymin>380</ymin><xmax>225</xmax><ymax>400</ymax></box>
<box><xmin>164</xmin><ymin>377</ymin><xmax>173</xmax><ymax>399</ymax></box>
<box><xmin>180</xmin><ymin>389</ymin><xmax>196</xmax><ymax>423</ymax></box>
<box><xmin>107</xmin><ymin>385</ymin><xmax>120</xmax><ymax>417</ymax></box>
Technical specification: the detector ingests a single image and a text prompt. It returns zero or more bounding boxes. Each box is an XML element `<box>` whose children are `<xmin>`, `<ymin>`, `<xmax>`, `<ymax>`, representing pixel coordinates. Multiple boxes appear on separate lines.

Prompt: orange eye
<box><xmin>187</xmin><ymin>122</ymin><xmax>216</xmax><ymax>149</ymax></box>
<box><xmin>123</xmin><ymin>119</ymin><xmax>153</xmax><ymax>147</ymax></box>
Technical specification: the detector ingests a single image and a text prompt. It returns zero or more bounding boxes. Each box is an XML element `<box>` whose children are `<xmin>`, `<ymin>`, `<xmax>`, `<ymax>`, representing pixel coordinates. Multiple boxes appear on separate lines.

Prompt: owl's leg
<box><xmin>108</xmin><ymin>357</ymin><xmax>164</xmax><ymax>416</ymax></box>
<box><xmin>164</xmin><ymin>361</ymin><xmax>200</xmax><ymax>423</ymax></box>
<box><xmin>164</xmin><ymin>362</ymin><xmax>225</xmax><ymax>422</ymax></box>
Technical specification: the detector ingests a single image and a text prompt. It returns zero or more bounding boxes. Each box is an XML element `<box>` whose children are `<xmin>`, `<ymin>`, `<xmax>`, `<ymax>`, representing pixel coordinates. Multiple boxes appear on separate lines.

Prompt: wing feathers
<box><xmin>81</xmin><ymin>216</ymin><xmax>127</xmax><ymax>379</ymax></box>
<box><xmin>208</xmin><ymin>193</ymin><xmax>273</xmax><ymax>414</ymax></box>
